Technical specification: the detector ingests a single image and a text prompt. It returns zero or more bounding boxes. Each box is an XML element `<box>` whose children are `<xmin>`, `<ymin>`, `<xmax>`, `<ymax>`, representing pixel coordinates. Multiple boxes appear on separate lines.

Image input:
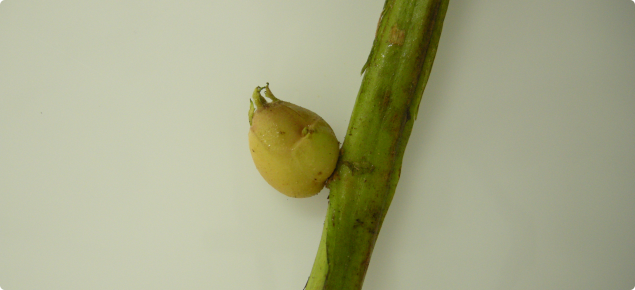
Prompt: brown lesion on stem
<box><xmin>341</xmin><ymin>159</ymin><xmax>375</xmax><ymax>176</ymax></box>
<box><xmin>389</xmin><ymin>24</ymin><xmax>406</xmax><ymax>46</ymax></box>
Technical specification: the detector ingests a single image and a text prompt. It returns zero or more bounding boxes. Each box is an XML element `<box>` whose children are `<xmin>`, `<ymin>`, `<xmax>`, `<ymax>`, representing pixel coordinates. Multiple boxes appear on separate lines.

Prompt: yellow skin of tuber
<box><xmin>248</xmin><ymin>84</ymin><xmax>339</xmax><ymax>198</ymax></box>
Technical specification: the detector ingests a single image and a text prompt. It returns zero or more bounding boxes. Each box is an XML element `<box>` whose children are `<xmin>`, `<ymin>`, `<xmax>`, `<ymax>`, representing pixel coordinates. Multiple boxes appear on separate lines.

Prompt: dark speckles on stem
<box><xmin>353</xmin><ymin>219</ymin><xmax>365</xmax><ymax>229</ymax></box>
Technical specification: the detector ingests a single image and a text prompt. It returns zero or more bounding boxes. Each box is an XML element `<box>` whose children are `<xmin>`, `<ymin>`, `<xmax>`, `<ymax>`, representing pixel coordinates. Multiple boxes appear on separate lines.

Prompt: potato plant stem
<box><xmin>305</xmin><ymin>0</ymin><xmax>449</xmax><ymax>289</ymax></box>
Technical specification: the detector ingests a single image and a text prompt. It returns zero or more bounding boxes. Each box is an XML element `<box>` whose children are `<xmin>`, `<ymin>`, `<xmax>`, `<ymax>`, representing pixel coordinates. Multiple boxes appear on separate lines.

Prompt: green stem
<box><xmin>305</xmin><ymin>0</ymin><xmax>449</xmax><ymax>289</ymax></box>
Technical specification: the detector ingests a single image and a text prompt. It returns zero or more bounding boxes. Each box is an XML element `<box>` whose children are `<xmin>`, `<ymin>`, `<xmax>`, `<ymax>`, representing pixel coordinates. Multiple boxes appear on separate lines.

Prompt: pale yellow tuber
<box><xmin>248</xmin><ymin>84</ymin><xmax>339</xmax><ymax>198</ymax></box>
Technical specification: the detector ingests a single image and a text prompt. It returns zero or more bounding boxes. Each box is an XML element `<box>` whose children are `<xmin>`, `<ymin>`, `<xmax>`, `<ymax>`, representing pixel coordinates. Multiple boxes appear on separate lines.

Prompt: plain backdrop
<box><xmin>1</xmin><ymin>1</ymin><xmax>634</xmax><ymax>289</ymax></box>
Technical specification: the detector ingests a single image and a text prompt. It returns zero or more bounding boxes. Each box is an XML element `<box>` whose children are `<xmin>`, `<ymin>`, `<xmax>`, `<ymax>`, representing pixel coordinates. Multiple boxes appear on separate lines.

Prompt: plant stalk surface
<box><xmin>305</xmin><ymin>0</ymin><xmax>449</xmax><ymax>289</ymax></box>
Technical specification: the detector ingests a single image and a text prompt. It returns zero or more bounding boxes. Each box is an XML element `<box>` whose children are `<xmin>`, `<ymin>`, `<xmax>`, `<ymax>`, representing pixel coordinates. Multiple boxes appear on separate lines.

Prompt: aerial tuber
<box><xmin>248</xmin><ymin>84</ymin><xmax>339</xmax><ymax>198</ymax></box>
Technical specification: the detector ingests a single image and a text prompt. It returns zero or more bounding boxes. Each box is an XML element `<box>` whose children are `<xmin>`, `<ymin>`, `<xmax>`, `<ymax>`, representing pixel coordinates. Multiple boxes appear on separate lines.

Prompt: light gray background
<box><xmin>1</xmin><ymin>1</ymin><xmax>634</xmax><ymax>289</ymax></box>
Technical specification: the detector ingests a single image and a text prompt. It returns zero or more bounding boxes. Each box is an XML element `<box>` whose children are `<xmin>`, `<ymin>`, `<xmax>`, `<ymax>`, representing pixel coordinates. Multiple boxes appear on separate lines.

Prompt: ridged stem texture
<box><xmin>305</xmin><ymin>0</ymin><xmax>449</xmax><ymax>289</ymax></box>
